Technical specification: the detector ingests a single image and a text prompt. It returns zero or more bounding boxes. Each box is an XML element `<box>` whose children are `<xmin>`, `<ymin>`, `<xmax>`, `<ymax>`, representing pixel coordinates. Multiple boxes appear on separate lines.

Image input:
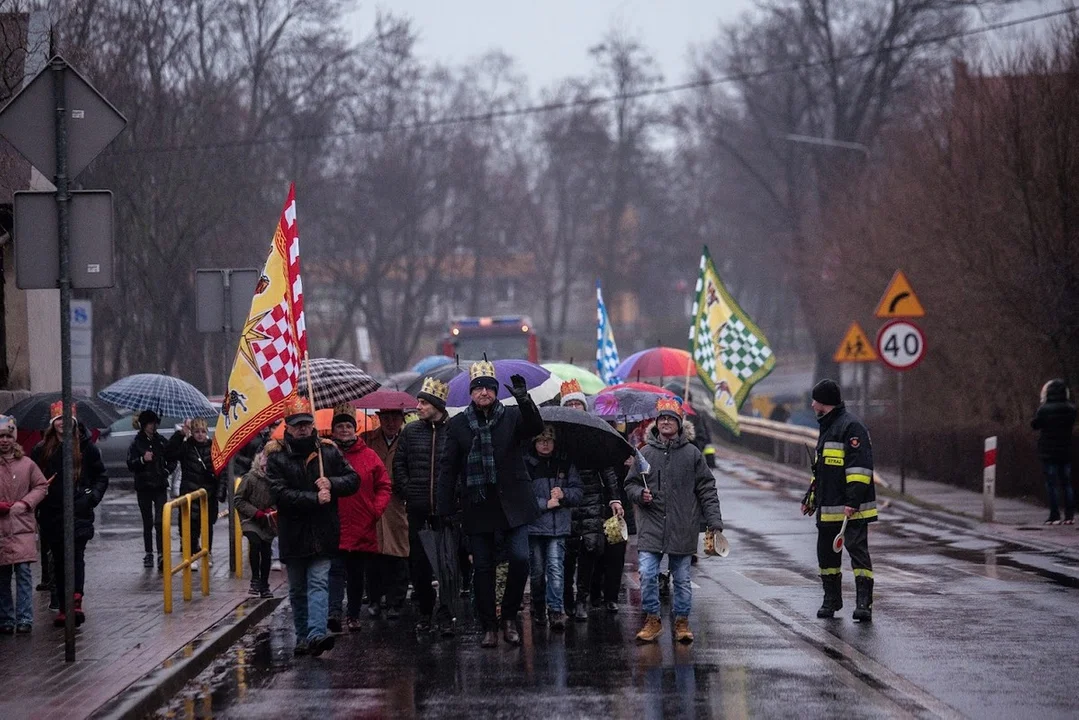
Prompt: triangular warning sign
<box><xmin>833</xmin><ymin>322</ymin><xmax>878</xmax><ymax>363</ymax></box>
<box><xmin>874</xmin><ymin>270</ymin><xmax>925</xmax><ymax>318</ymax></box>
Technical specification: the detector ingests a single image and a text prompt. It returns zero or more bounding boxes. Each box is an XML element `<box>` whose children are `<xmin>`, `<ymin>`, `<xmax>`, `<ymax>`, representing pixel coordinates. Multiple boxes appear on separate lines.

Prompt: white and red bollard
<box><xmin>983</xmin><ymin>436</ymin><xmax>997</xmax><ymax>522</ymax></box>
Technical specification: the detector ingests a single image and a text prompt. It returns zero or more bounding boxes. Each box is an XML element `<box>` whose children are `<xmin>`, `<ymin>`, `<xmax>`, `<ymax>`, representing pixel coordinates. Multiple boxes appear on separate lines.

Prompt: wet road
<box><xmin>155</xmin><ymin>459</ymin><xmax>1079</xmax><ymax>719</ymax></box>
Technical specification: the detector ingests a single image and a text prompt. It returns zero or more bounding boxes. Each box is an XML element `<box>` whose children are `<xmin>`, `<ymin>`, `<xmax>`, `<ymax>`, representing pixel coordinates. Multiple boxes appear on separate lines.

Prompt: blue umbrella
<box><xmin>99</xmin><ymin>373</ymin><xmax>218</xmax><ymax>419</ymax></box>
<box><xmin>411</xmin><ymin>355</ymin><xmax>454</xmax><ymax>374</ymax></box>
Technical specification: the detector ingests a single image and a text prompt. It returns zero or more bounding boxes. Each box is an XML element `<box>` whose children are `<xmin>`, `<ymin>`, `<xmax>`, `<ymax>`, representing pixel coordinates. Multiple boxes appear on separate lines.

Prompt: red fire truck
<box><xmin>440</xmin><ymin>316</ymin><xmax>540</xmax><ymax>362</ymax></box>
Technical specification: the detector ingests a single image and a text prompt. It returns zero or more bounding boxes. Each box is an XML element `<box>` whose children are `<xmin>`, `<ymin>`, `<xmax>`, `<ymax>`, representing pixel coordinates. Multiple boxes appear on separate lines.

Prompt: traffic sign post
<box><xmin>876</xmin><ymin>313</ymin><xmax>927</xmax><ymax>496</ymax></box>
<box><xmin>0</xmin><ymin>55</ymin><xmax>126</xmax><ymax>663</ymax></box>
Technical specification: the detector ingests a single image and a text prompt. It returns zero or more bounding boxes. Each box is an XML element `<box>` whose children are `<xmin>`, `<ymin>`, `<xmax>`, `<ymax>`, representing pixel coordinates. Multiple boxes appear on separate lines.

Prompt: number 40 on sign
<box><xmin>876</xmin><ymin>319</ymin><xmax>925</xmax><ymax>371</ymax></box>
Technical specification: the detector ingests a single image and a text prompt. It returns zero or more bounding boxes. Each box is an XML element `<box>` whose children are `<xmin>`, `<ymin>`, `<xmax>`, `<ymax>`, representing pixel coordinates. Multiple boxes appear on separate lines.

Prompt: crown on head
<box><xmin>655</xmin><ymin>397</ymin><xmax>683</xmax><ymax>416</ymax></box>
<box><xmin>285</xmin><ymin>395</ymin><xmax>313</xmax><ymax>417</ymax></box>
<box><xmin>560</xmin><ymin>379</ymin><xmax>582</xmax><ymax>396</ymax></box>
<box><xmin>469</xmin><ymin>360</ymin><xmax>496</xmax><ymax>382</ymax></box>
<box><xmin>50</xmin><ymin>400</ymin><xmax>76</xmax><ymax>421</ymax></box>
<box><xmin>420</xmin><ymin>376</ymin><xmax>449</xmax><ymax>402</ymax></box>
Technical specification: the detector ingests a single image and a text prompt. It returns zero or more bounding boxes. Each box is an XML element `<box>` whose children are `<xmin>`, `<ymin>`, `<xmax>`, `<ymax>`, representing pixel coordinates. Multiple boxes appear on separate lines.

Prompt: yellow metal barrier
<box><xmin>163</xmin><ymin>488</ymin><xmax>211</xmax><ymax>613</ymax></box>
<box><xmin>233</xmin><ymin>477</ymin><xmax>244</xmax><ymax>579</ymax></box>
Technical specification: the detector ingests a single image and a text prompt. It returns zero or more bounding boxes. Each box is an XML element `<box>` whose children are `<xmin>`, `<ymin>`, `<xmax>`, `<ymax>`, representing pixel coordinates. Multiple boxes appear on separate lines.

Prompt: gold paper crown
<box><xmin>655</xmin><ymin>397</ymin><xmax>683</xmax><ymax>417</ymax></box>
<box><xmin>559</xmin><ymin>379</ymin><xmax>582</xmax><ymax>396</ymax></box>
<box><xmin>469</xmin><ymin>360</ymin><xmax>496</xmax><ymax>382</ymax></box>
<box><xmin>420</xmin><ymin>376</ymin><xmax>449</xmax><ymax>402</ymax></box>
<box><xmin>284</xmin><ymin>395</ymin><xmax>313</xmax><ymax>418</ymax></box>
<box><xmin>50</xmin><ymin>400</ymin><xmax>76</xmax><ymax>421</ymax></box>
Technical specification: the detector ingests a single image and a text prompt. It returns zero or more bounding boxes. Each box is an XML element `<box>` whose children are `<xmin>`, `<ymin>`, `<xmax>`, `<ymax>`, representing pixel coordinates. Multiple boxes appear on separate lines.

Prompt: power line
<box><xmin>108</xmin><ymin>6</ymin><xmax>1077</xmax><ymax>156</ymax></box>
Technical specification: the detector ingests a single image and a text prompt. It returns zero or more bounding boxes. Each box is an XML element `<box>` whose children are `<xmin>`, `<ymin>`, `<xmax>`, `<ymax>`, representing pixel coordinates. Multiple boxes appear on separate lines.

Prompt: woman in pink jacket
<box><xmin>0</xmin><ymin>415</ymin><xmax>48</xmax><ymax>634</ymax></box>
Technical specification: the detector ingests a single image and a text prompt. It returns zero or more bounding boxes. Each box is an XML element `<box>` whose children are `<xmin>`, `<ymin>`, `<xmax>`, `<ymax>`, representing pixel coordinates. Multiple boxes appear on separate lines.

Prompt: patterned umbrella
<box><xmin>614</xmin><ymin>347</ymin><xmax>696</xmax><ymax>381</ymax></box>
<box><xmin>541</xmin><ymin>363</ymin><xmax>607</xmax><ymax>395</ymax></box>
<box><xmin>3</xmin><ymin>392</ymin><xmax>121</xmax><ymax>430</ymax></box>
<box><xmin>297</xmin><ymin>358</ymin><xmax>380</xmax><ymax>408</ymax></box>
<box><xmin>411</xmin><ymin>355</ymin><xmax>454</xmax><ymax>374</ymax></box>
<box><xmin>99</xmin><ymin>373</ymin><xmax>218</xmax><ymax>419</ymax></box>
<box><xmin>445</xmin><ymin>359</ymin><xmax>561</xmax><ymax>409</ymax></box>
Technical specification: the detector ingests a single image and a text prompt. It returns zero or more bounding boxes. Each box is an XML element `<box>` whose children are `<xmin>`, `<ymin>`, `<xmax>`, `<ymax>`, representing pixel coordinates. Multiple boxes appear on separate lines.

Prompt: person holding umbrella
<box><xmin>126</xmin><ymin>410</ymin><xmax>172</xmax><ymax>570</ymax></box>
<box><xmin>437</xmin><ymin>361</ymin><xmax>543</xmax><ymax>648</ymax></box>
<box><xmin>626</xmin><ymin>398</ymin><xmax>723</xmax><ymax>644</ymax></box>
<box><xmin>32</xmin><ymin>401</ymin><xmax>109</xmax><ymax>628</ymax></box>
<box><xmin>558</xmin><ymin>380</ymin><xmax>626</xmax><ymax>619</ymax></box>
<box><xmin>392</xmin><ymin>378</ymin><xmax>455</xmax><ymax>636</ymax></box>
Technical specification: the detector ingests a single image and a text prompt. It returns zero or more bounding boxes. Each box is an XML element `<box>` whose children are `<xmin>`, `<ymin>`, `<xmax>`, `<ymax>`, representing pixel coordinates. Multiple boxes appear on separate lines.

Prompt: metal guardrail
<box><xmin>162</xmin><ymin>488</ymin><xmax>211</xmax><ymax>613</ymax></box>
<box><xmin>737</xmin><ymin>415</ymin><xmax>890</xmax><ymax>488</ymax></box>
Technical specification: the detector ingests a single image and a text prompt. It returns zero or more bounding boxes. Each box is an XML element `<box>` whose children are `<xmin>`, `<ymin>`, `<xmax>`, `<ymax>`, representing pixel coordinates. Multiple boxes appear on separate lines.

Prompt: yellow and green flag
<box><xmin>688</xmin><ymin>246</ymin><xmax>775</xmax><ymax>434</ymax></box>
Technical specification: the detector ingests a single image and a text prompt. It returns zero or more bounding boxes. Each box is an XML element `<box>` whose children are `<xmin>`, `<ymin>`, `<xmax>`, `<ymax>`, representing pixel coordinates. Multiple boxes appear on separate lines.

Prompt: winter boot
<box><xmin>532</xmin><ymin>600</ymin><xmax>547</xmax><ymax>626</ymax></box>
<box><xmin>73</xmin><ymin>593</ymin><xmax>85</xmax><ymax>625</ymax></box>
<box><xmin>853</xmin><ymin>576</ymin><xmax>874</xmax><ymax>622</ymax></box>
<box><xmin>636</xmin><ymin>614</ymin><xmax>662</xmax><ymax>643</ymax></box>
<box><xmin>674</xmin><ymin>616</ymin><xmax>694</xmax><ymax>643</ymax></box>
<box><xmin>143</xmin><ymin>553</ymin><xmax>154</xmax><ymax>568</ymax></box>
<box><xmin>816</xmin><ymin>574</ymin><xmax>843</xmax><ymax>618</ymax></box>
<box><xmin>573</xmin><ymin>599</ymin><xmax>589</xmax><ymax>622</ymax></box>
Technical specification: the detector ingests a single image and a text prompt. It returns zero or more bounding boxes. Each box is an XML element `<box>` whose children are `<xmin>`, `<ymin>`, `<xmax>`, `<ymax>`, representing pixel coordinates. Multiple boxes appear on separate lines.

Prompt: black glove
<box><xmin>504</xmin><ymin>373</ymin><xmax>529</xmax><ymax>400</ymax></box>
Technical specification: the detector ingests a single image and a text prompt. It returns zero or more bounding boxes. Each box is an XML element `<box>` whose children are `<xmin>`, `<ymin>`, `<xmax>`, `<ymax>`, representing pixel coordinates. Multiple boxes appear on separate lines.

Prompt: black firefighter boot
<box><xmin>853</xmin><ymin>577</ymin><xmax>873</xmax><ymax>622</ymax></box>
<box><xmin>816</xmin><ymin>574</ymin><xmax>843</xmax><ymax>618</ymax></box>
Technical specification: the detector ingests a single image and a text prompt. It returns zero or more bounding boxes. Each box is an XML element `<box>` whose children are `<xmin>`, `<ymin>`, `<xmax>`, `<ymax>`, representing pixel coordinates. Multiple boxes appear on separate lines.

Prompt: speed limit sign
<box><xmin>876</xmin><ymin>319</ymin><xmax>925</xmax><ymax>370</ymax></box>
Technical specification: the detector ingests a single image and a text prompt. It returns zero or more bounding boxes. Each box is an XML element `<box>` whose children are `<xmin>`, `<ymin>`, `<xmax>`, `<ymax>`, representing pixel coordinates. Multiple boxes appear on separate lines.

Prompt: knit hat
<box><xmin>284</xmin><ymin>396</ymin><xmax>314</xmax><ymax>426</ymax></box>
<box><xmin>137</xmin><ymin>409</ymin><xmax>161</xmax><ymax>428</ymax></box>
<box><xmin>52</xmin><ymin>400</ymin><xmax>78</xmax><ymax>425</ymax></box>
<box><xmin>331</xmin><ymin>403</ymin><xmax>357</xmax><ymax>429</ymax></box>
<box><xmin>811</xmin><ymin>379</ymin><xmax>842</xmax><ymax>407</ymax></box>
<box><xmin>0</xmin><ymin>415</ymin><xmax>16</xmax><ymax>437</ymax></box>
<box><xmin>559</xmin><ymin>379</ymin><xmax>587</xmax><ymax>407</ymax></box>
<box><xmin>417</xmin><ymin>376</ymin><xmax>449</xmax><ymax>412</ymax></box>
<box><xmin>469</xmin><ymin>360</ymin><xmax>499</xmax><ymax>393</ymax></box>
<box><xmin>655</xmin><ymin>397</ymin><xmax>683</xmax><ymax>427</ymax></box>
<box><xmin>533</xmin><ymin>424</ymin><xmax>556</xmax><ymax>443</ymax></box>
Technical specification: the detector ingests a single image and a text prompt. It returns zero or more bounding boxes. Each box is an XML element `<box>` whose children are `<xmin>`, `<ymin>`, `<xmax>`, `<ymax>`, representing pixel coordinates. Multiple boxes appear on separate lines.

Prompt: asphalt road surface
<box><xmin>154</xmin><ymin>457</ymin><xmax>1079</xmax><ymax>719</ymax></box>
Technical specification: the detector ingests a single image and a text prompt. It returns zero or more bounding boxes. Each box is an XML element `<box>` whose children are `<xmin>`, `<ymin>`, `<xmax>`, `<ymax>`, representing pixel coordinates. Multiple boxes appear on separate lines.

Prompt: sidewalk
<box><xmin>0</xmin><ymin>492</ymin><xmax>284</xmax><ymax>720</ymax></box>
<box><xmin>716</xmin><ymin>444</ymin><xmax>1079</xmax><ymax>555</ymax></box>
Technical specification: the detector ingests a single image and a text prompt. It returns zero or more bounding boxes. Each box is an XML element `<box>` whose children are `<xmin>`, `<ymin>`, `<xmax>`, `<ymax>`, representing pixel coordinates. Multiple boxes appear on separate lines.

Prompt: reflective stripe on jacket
<box><xmin>814</xmin><ymin>403</ymin><xmax>877</xmax><ymax>526</ymax></box>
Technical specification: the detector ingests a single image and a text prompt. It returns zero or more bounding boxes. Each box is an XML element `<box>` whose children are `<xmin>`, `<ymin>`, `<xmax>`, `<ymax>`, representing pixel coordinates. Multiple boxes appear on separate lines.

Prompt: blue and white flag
<box><xmin>596</xmin><ymin>281</ymin><xmax>622</xmax><ymax>385</ymax></box>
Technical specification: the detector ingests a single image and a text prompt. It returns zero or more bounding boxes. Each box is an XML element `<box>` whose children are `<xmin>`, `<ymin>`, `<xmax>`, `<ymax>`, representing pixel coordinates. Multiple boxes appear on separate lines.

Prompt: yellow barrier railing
<box><xmin>163</xmin><ymin>488</ymin><xmax>211</xmax><ymax>613</ymax></box>
<box><xmin>233</xmin><ymin>477</ymin><xmax>244</xmax><ymax>579</ymax></box>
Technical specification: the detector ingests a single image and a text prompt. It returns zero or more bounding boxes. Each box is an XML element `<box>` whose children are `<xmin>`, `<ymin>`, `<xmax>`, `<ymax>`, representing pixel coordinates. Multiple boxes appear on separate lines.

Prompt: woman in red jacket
<box><xmin>328</xmin><ymin>406</ymin><xmax>390</xmax><ymax>633</ymax></box>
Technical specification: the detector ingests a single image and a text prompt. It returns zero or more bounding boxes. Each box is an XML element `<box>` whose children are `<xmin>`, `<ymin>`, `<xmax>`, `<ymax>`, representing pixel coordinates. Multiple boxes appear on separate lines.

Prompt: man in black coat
<box><xmin>1033</xmin><ymin>379</ymin><xmax>1077</xmax><ymax>524</ymax></box>
<box><xmin>393</xmin><ymin>376</ymin><xmax>454</xmax><ymax>635</ymax></box>
<box><xmin>266</xmin><ymin>396</ymin><xmax>359</xmax><ymax>657</ymax></box>
<box><xmin>437</xmin><ymin>361</ymin><xmax>543</xmax><ymax>648</ymax></box>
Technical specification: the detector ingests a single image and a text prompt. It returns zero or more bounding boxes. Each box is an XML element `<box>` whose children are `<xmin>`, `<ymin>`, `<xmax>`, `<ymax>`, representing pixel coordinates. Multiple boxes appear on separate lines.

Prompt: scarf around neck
<box><xmin>465</xmin><ymin>401</ymin><xmax>505</xmax><ymax>501</ymax></box>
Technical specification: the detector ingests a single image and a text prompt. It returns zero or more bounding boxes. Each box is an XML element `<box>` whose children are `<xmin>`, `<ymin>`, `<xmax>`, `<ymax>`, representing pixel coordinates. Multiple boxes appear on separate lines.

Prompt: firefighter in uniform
<box><xmin>801</xmin><ymin>379</ymin><xmax>876</xmax><ymax>622</ymax></box>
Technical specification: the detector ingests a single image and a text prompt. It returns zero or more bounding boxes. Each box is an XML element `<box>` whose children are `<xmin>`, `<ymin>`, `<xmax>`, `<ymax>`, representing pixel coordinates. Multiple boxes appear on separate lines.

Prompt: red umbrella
<box><xmin>350</xmin><ymin>389</ymin><xmax>417</xmax><ymax>411</ymax></box>
<box><xmin>614</xmin><ymin>347</ymin><xmax>696</xmax><ymax>380</ymax></box>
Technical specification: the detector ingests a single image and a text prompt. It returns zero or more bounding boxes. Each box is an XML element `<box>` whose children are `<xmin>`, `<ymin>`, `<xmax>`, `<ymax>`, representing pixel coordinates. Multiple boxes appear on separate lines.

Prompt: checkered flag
<box><xmin>596</xmin><ymin>281</ymin><xmax>622</xmax><ymax>386</ymax></box>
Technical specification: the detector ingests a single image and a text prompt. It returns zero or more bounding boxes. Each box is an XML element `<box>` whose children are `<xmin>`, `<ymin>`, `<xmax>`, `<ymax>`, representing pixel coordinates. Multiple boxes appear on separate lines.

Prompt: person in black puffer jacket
<box><xmin>166</xmin><ymin>418</ymin><xmax>226</xmax><ymax>555</ymax></box>
<box><xmin>127</xmin><ymin>410</ymin><xmax>172</xmax><ymax>569</ymax></box>
<box><xmin>32</xmin><ymin>404</ymin><xmax>109</xmax><ymax>628</ymax></box>
<box><xmin>558</xmin><ymin>383</ymin><xmax>626</xmax><ymax>620</ymax></box>
<box><xmin>1033</xmin><ymin>379</ymin><xmax>1077</xmax><ymax>525</ymax></box>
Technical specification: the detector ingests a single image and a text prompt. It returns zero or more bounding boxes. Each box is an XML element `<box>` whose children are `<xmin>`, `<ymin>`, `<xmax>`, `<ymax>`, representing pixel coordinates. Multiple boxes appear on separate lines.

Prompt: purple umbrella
<box><xmin>445</xmin><ymin>359</ymin><xmax>561</xmax><ymax>409</ymax></box>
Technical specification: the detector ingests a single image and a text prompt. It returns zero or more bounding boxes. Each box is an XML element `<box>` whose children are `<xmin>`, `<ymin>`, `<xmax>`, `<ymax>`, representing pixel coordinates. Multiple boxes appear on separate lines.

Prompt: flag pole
<box><xmin>302</xmin><ymin>351</ymin><xmax>325</xmax><ymax>477</ymax></box>
<box><xmin>683</xmin><ymin>357</ymin><xmax>692</xmax><ymax>408</ymax></box>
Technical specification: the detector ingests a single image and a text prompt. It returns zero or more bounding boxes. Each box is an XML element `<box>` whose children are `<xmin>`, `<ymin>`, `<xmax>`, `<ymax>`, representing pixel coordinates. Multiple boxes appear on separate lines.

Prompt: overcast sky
<box><xmin>345</xmin><ymin>1</ymin><xmax>1067</xmax><ymax>94</ymax></box>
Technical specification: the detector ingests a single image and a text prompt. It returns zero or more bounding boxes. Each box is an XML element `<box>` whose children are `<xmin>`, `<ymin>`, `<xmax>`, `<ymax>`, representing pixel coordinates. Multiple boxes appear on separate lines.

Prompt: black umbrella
<box><xmin>418</xmin><ymin>523</ymin><xmax>463</xmax><ymax>621</ymax></box>
<box><xmin>403</xmin><ymin>362</ymin><xmax>471</xmax><ymax>397</ymax></box>
<box><xmin>539</xmin><ymin>406</ymin><xmax>635</xmax><ymax>471</ymax></box>
<box><xmin>3</xmin><ymin>392</ymin><xmax>121</xmax><ymax>431</ymax></box>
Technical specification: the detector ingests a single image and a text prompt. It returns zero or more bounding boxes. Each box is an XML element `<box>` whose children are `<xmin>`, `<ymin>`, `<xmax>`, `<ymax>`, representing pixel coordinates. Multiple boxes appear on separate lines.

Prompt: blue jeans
<box><xmin>529</xmin><ymin>536</ymin><xmax>567</xmax><ymax>614</ymax></box>
<box><xmin>286</xmin><ymin>556</ymin><xmax>331</xmax><ymax>643</ymax></box>
<box><xmin>0</xmin><ymin>563</ymin><xmax>33</xmax><ymax>627</ymax></box>
<box><xmin>639</xmin><ymin>551</ymin><xmax>692</xmax><ymax>617</ymax></box>
<box><xmin>1044</xmin><ymin>462</ymin><xmax>1074</xmax><ymax>521</ymax></box>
